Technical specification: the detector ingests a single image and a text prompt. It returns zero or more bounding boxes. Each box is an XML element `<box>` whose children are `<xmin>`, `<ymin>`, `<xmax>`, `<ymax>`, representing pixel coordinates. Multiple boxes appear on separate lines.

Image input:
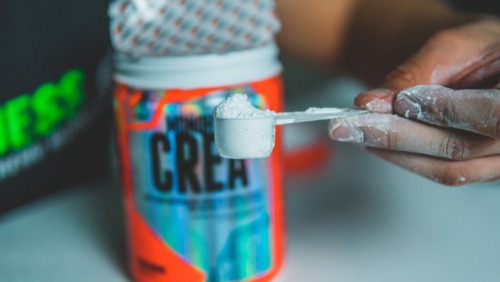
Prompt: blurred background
<box><xmin>0</xmin><ymin>0</ymin><xmax>499</xmax><ymax>281</ymax></box>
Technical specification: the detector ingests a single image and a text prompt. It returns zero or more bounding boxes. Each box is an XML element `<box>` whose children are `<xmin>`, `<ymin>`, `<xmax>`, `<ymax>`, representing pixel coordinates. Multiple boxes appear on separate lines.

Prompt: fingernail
<box><xmin>355</xmin><ymin>88</ymin><xmax>394</xmax><ymax>113</ymax></box>
<box><xmin>329</xmin><ymin>123</ymin><xmax>364</xmax><ymax>143</ymax></box>
<box><xmin>394</xmin><ymin>94</ymin><xmax>421</xmax><ymax>118</ymax></box>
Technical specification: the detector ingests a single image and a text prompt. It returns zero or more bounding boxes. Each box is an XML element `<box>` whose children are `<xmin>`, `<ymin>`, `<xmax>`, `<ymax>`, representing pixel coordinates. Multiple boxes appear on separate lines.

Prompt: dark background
<box><xmin>0</xmin><ymin>0</ymin><xmax>111</xmax><ymax>213</ymax></box>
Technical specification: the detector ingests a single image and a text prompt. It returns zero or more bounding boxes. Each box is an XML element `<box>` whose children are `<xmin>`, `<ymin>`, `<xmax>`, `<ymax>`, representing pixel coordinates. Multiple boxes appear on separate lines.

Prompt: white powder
<box><xmin>304</xmin><ymin>107</ymin><xmax>346</xmax><ymax>114</ymax></box>
<box><xmin>213</xmin><ymin>93</ymin><xmax>275</xmax><ymax>119</ymax></box>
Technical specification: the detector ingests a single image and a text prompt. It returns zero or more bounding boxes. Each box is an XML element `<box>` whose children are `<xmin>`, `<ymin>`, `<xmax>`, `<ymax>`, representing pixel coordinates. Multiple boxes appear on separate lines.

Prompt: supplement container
<box><xmin>113</xmin><ymin>44</ymin><xmax>285</xmax><ymax>282</ymax></box>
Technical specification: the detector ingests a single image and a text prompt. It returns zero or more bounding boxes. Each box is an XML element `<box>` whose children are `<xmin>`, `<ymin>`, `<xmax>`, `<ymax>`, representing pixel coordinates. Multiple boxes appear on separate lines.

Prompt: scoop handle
<box><xmin>275</xmin><ymin>109</ymin><xmax>368</xmax><ymax>125</ymax></box>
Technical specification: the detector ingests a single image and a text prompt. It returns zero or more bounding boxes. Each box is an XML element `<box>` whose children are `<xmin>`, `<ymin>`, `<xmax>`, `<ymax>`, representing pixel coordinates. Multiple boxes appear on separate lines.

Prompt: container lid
<box><xmin>114</xmin><ymin>44</ymin><xmax>281</xmax><ymax>89</ymax></box>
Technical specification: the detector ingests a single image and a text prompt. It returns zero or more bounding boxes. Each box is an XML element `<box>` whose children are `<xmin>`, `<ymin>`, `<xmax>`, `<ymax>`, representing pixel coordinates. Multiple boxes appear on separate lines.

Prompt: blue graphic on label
<box><xmin>127</xmin><ymin>87</ymin><xmax>273</xmax><ymax>281</ymax></box>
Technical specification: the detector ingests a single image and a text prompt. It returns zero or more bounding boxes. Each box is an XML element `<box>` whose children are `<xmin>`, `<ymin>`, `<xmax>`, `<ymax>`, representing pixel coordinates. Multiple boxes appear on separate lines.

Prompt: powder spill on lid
<box><xmin>213</xmin><ymin>93</ymin><xmax>275</xmax><ymax>119</ymax></box>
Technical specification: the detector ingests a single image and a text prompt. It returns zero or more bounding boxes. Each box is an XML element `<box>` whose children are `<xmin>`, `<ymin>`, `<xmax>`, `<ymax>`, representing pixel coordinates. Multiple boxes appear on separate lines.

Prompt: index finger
<box><xmin>394</xmin><ymin>85</ymin><xmax>500</xmax><ymax>138</ymax></box>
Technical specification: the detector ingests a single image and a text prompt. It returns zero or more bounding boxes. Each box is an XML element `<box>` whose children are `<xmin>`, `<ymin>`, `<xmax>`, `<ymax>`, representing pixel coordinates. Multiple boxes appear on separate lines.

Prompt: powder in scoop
<box><xmin>213</xmin><ymin>93</ymin><xmax>276</xmax><ymax>158</ymax></box>
<box><xmin>213</xmin><ymin>93</ymin><xmax>275</xmax><ymax>119</ymax></box>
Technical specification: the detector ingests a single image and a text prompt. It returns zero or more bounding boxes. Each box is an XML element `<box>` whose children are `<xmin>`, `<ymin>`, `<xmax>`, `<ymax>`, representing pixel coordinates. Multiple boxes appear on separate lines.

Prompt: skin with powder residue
<box><xmin>329</xmin><ymin>113</ymin><xmax>399</xmax><ymax>146</ymax></box>
<box><xmin>365</xmin><ymin>98</ymin><xmax>393</xmax><ymax>113</ymax></box>
<box><xmin>394</xmin><ymin>85</ymin><xmax>500</xmax><ymax>137</ymax></box>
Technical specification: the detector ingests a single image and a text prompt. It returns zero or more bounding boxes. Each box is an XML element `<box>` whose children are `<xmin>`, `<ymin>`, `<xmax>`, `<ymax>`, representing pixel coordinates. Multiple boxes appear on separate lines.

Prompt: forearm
<box><xmin>276</xmin><ymin>0</ymin><xmax>477</xmax><ymax>85</ymax></box>
<box><xmin>341</xmin><ymin>0</ymin><xmax>477</xmax><ymax>85</ymax></box>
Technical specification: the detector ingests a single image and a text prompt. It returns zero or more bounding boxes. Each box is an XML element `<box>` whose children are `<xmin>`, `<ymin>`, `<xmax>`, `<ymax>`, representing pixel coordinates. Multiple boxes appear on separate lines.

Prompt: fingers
<box><xmin>348</xmin><ymin>19</ymin><xmax>500</xmax><ymax>186</ymax></box>
<box><xmin>366</xmin><ymin>148</ymin><xmax>500</xmax><ymax>186</ymax></box>
<box><xmin>394</xmin><ymin>85</ymin><xmax>500</xmax><ymax>138</ymax></box>
<box><xmin>329</xmin><ymin>113</ymin><xmax>500</xmax><ymax>160</ymax></box>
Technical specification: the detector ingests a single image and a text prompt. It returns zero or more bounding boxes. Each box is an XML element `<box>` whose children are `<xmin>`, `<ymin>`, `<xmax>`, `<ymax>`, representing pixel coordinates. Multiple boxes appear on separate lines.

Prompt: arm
<box><xmin>277</xmin><ymin>0</ymin><xmax>500</xmax><ymax>186</ymax></box>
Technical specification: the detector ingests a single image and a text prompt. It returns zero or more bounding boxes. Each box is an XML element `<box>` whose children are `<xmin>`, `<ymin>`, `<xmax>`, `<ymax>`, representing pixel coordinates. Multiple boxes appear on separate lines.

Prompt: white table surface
<box><xmin>1</xmin><ymin>141</ymin><xmax>499</xmax><ymax>282</ymax></box>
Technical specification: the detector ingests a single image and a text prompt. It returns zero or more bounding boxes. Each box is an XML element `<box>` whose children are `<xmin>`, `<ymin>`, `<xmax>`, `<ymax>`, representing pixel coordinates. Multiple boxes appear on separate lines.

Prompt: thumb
<box><xmin>354</xmin><ymin>46</ymin><xmax>439</xmax><ymax>113</ymax></box>
<box><xmin>385</xmin><ymin>18</ymin><xmax>500</xmax><ymax>90</ymax></box>
<box><xmin>382</xmin><ymin>39</ymin><xmax>446</xmax><ymax>91</ymax></box>
<box><xmin>355</xmin><ymin>27</ymin><xmax>477</xmax><ymax>112</ymax></box>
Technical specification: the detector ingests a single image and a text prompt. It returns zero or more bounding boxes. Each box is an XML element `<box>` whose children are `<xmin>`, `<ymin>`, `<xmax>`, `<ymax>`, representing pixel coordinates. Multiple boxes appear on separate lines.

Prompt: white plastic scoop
<box><xmin>213</xmin><ymin>94</ymin><xmax>368</xmax><ymax>159</ymax></box>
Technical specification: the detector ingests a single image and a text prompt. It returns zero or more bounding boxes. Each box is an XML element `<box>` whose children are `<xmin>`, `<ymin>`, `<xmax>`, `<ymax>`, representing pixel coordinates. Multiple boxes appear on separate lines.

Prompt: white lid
<box><xmin>113</xmin><ymin>44</ymin><xmax>281</xmax><ymax>90</ymax></box>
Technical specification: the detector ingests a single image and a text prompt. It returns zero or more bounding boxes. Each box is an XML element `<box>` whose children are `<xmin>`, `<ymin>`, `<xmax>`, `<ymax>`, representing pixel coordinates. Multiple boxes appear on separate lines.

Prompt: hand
<box><xmin>329</xmin><ymin>18</ymin><xmax>500</xmax><ymax>186</ymax></box>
